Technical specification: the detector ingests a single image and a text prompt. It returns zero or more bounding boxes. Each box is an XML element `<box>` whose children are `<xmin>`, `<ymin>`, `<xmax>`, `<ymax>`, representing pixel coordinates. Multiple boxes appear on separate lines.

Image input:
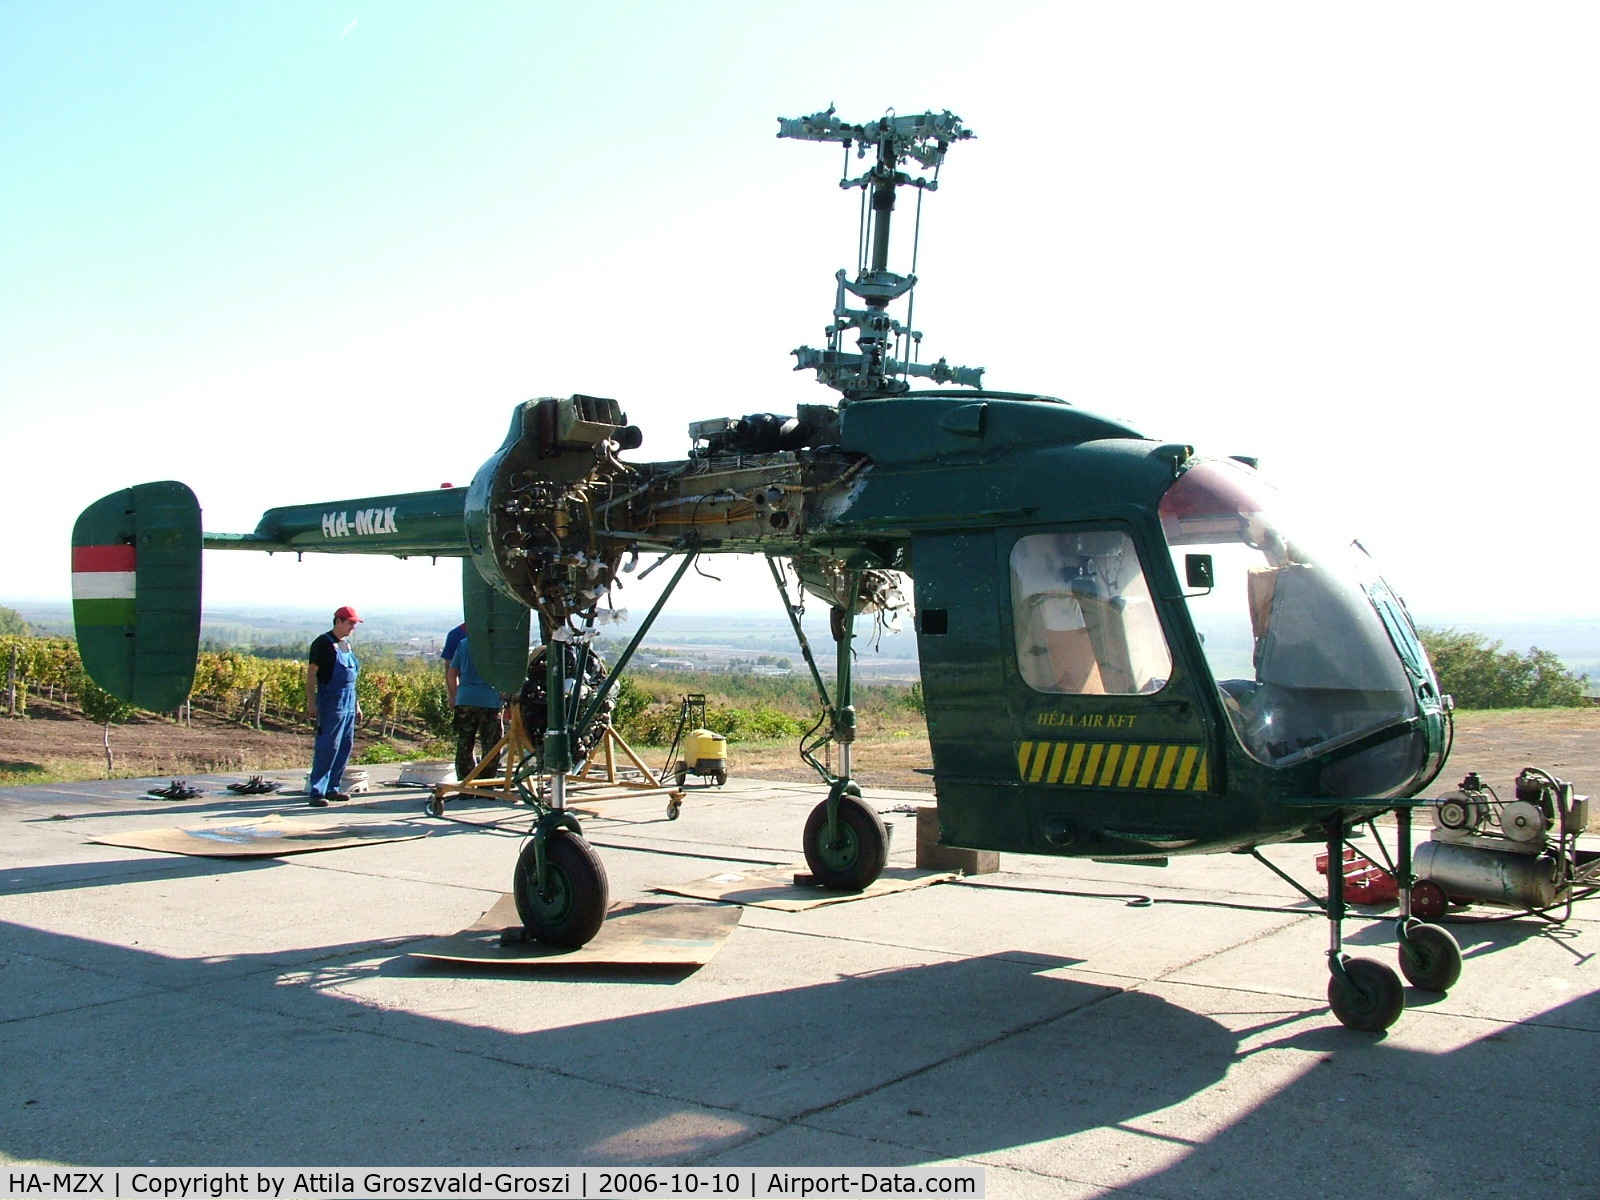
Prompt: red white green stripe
<box><xmin>72</xmin><ymin>544</ymin><xmax>137</xmax><ymax>626</ymax></box>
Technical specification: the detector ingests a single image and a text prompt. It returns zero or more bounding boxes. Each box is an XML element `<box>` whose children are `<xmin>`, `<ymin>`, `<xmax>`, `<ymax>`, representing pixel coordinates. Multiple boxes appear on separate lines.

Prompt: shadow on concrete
<box><xmin>0</xmin><ymin>853</ymin><xmax>283</xmax><ymax>896</ymax></box>
<box><xmin>1117</xmin><ymin>988</ymin><xmax>1600</xmax><ymax>1200</ymax></box>
<box><xmin>0</xmin><ymin>919</ymin><xmax>1227</xmax><ymax>1167</ymax></box>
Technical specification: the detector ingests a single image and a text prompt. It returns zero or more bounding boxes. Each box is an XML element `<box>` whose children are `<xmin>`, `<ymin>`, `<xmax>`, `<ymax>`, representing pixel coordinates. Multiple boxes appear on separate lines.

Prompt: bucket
<box><xmin>303</xmin><ymin>767</ymin><xmax>372</xmax><ymax>795</ymax></box>
<box><xmin>398</xmin><ymin>760</ymin><xmax>457</xmax><ymax>787</ymax></box>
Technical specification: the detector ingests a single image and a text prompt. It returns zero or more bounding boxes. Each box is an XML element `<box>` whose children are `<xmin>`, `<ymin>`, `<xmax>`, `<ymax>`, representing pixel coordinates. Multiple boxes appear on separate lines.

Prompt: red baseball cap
<box><xmin>334</xmin><ymin>606</ymin><xmax>363</xmax><ymax>623</ymax></box>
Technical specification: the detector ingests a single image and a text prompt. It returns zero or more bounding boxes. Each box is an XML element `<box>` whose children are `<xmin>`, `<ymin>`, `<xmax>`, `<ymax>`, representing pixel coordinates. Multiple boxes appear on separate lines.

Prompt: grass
<box><xmin>0</xmin><ymin>758</ymin><xmax>227</xmax><ymax>787</ymax></box>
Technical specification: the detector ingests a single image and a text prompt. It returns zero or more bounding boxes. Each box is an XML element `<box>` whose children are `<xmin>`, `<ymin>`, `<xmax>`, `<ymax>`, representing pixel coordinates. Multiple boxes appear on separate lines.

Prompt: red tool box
<box><xmin>1314</xmin><ymin>846</ymin><xmax>1399</xmax><ymax>905</ymax></box>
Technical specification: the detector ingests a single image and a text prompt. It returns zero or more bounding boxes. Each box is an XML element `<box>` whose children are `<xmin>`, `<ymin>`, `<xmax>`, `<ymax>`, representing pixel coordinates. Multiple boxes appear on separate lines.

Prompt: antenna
<box><xmin>778</xmin><ymin>107</ymin><xmax>983</xmax><ymax>402</ymax></box>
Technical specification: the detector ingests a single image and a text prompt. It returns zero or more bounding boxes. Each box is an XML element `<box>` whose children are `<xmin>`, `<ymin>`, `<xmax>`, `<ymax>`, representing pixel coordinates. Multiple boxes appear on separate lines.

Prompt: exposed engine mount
<box><xmin>463</xmin><ymin>395</ymin><xmax>904</xmax><ymax>629</ymax></box>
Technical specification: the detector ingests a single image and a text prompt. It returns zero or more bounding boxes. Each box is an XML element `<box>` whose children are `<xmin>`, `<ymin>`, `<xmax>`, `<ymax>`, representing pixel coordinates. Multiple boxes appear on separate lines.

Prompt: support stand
<box><xmin>429</xmin><ymin>708</ymin><xmax>683</xmax><ymax>818</ymax></box>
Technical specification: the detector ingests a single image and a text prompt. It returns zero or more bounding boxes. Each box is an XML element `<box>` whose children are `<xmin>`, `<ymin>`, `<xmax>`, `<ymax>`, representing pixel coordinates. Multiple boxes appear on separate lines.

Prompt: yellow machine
<box><xmin>667</xmin><ymin>696</ymin><xmax>728</xmax><ymax>790</ymax></box>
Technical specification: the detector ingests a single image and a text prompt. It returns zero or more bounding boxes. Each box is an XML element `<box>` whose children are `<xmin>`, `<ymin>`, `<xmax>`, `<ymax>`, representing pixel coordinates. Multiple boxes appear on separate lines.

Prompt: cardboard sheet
<box><xmin>652</xmin><ymin>864</ymin><xmax>955</xmax><ymax>911</ymax></box>
<box><xmin>411</xmin><ymin>895</ymin><xmax>741</xmax><ymax>967</ymax></box>
<box><xmin>90</xmin><ymin>813</ymin><xmax>431</xmax><ymax>858</ymax></box>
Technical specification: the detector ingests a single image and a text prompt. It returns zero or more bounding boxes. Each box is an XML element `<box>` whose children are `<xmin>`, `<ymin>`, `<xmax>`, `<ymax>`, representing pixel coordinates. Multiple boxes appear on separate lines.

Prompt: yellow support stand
<box><xmin>429</xmin><ymin>707</ymin><xmax>687</xmax><ymax>818</ymax></box>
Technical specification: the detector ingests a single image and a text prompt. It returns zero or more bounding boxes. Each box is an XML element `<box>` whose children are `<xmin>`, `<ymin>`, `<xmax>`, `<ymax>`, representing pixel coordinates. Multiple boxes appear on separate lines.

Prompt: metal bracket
<box><xmin>530</xmin><ymin>809</ymin><xmax>584</xmax><ymax>897</ymax></box>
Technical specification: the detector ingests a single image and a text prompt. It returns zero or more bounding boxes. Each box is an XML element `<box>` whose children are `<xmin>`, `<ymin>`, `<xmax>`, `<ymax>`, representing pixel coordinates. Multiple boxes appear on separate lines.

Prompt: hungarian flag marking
<box><xmin>72</xmin><ymin>544</ymin><xmax>137</xmax><ymax>625</ymax></box>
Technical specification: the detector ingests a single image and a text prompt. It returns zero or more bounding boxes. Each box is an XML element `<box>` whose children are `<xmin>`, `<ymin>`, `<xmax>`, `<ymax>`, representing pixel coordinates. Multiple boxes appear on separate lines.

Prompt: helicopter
<box><xmin>73</xmin><ymin>107</ymin><xmax>1519</xmax><ymax>1034</ymax></box>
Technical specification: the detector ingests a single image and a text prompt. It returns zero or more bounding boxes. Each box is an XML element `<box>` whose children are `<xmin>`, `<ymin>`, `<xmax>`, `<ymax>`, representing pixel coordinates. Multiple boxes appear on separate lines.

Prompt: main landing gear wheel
<box><xmin>802</xmin><ymin>793</ymin><xmax>888</xmax><ymax>892</ymax></box>
<box><xmin>1398</xmin><ymin>921</ymin><xmax>1463</xmax><ymax>992</ymax></box>
<box><xmin>1328</xmin><ymin>957</ymin><xmax>1405</xmax><ymax>1032</ymax></box>
<box><xmin>513</xmin><ymin>831</ymin><xmax>609</xmax><ymax>948</ymax></box>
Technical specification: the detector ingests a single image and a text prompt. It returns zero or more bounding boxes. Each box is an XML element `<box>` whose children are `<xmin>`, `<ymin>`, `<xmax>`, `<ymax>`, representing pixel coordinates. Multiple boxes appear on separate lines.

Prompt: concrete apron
<box><xmin>2</xmin><ymin>771</ymin><xmax>1597</xmax><ymax>1199</ymax></box>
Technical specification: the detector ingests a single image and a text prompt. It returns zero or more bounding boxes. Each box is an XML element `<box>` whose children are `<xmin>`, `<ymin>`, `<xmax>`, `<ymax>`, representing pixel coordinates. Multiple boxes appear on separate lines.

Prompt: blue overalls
<box><xmin>309</xmin><ymin>639</ymin><xmax>358</xmax><ymax>797</ymax></box>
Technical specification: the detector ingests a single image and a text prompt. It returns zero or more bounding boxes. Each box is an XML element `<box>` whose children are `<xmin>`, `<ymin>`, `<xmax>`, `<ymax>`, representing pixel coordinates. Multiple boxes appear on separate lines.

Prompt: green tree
<box><xmin>612</xmin><ymin>676</ymin><xmax>650</xmax><ymax>731</ymax></box>
<box><xmin>1419</xmin><ymin>628</ymin><xmax>1588</xmax><ymax>708</ymax></box>
<box><xmin>78</xmin><ymin>677</ymin><xmax>138</xmax><ymax>777</ymax></box>
<box><xmin>0</xmin><ymin>606</ymin><xmax>28</xmax><ymax>637</ymax></box>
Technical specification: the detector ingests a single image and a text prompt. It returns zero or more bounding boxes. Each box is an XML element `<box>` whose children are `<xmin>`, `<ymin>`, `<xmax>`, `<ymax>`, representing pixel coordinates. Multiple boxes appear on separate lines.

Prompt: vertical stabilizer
<box><xmin>462</xmin><ymin>557</ymin><xmax>531</xmax><ymax>695</ymax></box>
<box><xmin>71</xmin><ymin>482</ymin><xmax>202</xmax><ymax>710</ymax></box>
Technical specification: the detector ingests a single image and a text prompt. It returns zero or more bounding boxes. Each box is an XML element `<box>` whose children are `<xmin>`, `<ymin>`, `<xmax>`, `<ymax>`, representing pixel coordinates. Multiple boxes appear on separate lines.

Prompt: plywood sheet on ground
<box><xmin>652</xmin><ymin>865</ymin><xmax>955</xmax><ymax>911</ymax></box>
<box><xmin>411</xmin><ymin>895</ymin><xmax>740</xmax><ymax>967</ymax></box>
<box><xmin>89</xmin><ymin>814</ymin><xmax>431</xmax><ymax>858</ymax></box>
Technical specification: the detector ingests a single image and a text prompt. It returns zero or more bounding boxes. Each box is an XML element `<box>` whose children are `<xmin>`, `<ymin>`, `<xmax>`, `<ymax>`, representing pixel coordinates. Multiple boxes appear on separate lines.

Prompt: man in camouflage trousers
<box><xmin>446</xmin><ymin>636</ymin><xmax>504</xmax><ymax>782</ymax></box>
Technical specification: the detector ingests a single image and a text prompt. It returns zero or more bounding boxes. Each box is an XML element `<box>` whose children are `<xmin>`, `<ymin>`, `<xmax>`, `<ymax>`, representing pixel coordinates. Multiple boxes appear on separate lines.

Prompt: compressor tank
<box><xmin>1414</xmin><ymin>839</ymin><xmax>1562</xmax><ymax>910</ymax></box>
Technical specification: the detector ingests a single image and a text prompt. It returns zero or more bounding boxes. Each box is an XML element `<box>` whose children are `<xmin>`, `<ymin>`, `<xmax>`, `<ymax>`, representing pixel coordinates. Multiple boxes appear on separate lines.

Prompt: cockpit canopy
<box><xmin>1160</xmin><ymin>459</ymin><xmax>1432</xmax><ymax>798</ymax></box>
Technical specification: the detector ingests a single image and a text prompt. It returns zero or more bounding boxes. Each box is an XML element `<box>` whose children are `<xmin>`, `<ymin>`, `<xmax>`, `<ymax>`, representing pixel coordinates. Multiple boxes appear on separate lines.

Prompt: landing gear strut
<box><xmin>1322</xmin><ymin>814</ymin><xmax>1406</xmax><ymax>1032</ymax></box>
<box><xmin>513</xmin><ymin>632</ymin><xmax>610</xmax><ymax>948</ymax></box>
<box><xmin>774</xmin><ymin>559</ymin><xmax>889</xmax><ymax>893</ymax></box>
<box><xmin>1392</xmin><ymin>806</ymin><xmax>1464</xmax><ymax>992</ymax></box>
<box><xmin>507</xmin><ymin>555</ymin><xmax>700</xmax><ymax>948</ymax></box>
<box><xmin>1319</xmin><ymin>806</ymin><xmax>1463</xmax><ymax>1032</ymax></box>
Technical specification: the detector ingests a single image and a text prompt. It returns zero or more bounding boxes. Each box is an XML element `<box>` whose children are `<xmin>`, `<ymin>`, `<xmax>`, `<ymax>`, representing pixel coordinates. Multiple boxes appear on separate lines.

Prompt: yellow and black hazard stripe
<box><xmin>1016</xmin><ymin>740</ymin><xmax>1211</xmax><ymax>792</ymax></box>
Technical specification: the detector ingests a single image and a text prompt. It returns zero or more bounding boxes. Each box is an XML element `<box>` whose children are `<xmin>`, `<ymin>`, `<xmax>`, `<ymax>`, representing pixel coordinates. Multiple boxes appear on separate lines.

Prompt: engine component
<box><xmin>689</xmin><ymin>406</ymin><xmax>842</xmax><ymax>458</ymax></box>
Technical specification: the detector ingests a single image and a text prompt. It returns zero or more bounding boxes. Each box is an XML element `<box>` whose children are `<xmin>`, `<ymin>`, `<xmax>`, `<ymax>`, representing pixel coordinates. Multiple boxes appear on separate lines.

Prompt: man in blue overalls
<box><xmin>305</xmin><ymin>606</ymin><xmax>362</xmax><ymax>807</ymax></box>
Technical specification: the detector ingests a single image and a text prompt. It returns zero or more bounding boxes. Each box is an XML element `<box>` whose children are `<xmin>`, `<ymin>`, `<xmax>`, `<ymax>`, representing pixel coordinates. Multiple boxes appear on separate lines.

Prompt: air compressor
<box><xmin>1413</xmin><ymin>768</ymin><xmax>1600</xmax><ymax>917</ymax></box>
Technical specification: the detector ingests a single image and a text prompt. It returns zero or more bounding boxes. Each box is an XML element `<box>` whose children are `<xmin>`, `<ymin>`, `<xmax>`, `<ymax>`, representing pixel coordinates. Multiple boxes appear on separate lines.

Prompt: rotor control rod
<box><xmin>778</xmin><ymin>107</ymin><xmax>982</xmax><ymax>400</ymax></box>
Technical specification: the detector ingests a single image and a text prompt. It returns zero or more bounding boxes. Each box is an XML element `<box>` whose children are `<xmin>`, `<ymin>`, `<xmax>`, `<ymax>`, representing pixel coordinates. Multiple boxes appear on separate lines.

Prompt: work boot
<box><xmin>328</xmin><ymin>791</ymin><xmax>351</xmax><ymax>802</ymax></box>
<box><xmin>308</xmin><ymin>794</ymin><xmax>329</xmax><ymax>808</ymax></box>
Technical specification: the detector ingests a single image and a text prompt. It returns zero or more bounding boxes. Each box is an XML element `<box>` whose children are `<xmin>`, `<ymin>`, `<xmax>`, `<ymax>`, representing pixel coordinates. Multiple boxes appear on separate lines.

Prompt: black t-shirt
<box><xmin>309</xmin><ymin>632</ymin><xmax>339</xmax><ymax>686</ymax></box>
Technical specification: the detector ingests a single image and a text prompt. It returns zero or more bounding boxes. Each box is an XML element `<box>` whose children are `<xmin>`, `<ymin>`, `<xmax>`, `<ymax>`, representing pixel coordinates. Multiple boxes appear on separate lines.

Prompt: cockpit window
<box><xmin>1160</xmin><ymin>459</ymin><xmax>1418</xmax><ymax>780</ymax></box>
<box><xmin>1010</xmin><ymin>530</ymin><xmax>1172</xmax><ymax>695</ymax></box>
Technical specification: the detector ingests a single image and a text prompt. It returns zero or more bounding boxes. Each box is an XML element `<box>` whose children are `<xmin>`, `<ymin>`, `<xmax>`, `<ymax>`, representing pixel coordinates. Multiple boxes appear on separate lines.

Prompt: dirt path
<box><xmin>0</xmin><ymin>697</ymin><xmax>432</xmax><ymax>785</ymax></box>
<box><xmin>1437</xmin><ymin>707</ymin><xmax>1600</xmax><ymax>792</ymax></box>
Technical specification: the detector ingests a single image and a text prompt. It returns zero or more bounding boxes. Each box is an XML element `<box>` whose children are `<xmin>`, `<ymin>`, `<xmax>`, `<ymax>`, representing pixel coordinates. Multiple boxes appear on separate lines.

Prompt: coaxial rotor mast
<box><xmin>778</xmin><ymin>107</ymin><xmax>983</xmax><ymax>401</ymax></box>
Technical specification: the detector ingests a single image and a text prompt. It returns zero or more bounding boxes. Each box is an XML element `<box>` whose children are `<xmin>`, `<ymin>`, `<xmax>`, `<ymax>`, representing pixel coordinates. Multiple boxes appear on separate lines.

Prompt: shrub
<box><xmin>78</xmin><ymin>677</ymin><xmax>137</xmax><ymax>725</ymax></box>
<box><xmin>356</xmin><ymin>740</ymin><xmax>409</xmax><ymax>765</ymax></box>
<box><xmin>612</xmin><ymin>676</ymin><xmax>650</xmax><ymax>731</ymax></box>
<box><xmin>1419</xmin><ymin>628</ymin><xmax>1588</xmax><ymax>709</ymax></box>
<box><xmin>415</xmin><ymin>683</ymin><xmax>455</xmax><ymax>738</ymax></box>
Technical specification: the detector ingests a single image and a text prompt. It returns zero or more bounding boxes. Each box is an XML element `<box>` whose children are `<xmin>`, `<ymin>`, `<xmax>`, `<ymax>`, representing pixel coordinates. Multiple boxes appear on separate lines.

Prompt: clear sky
<box><xmin>3</xmin><ymin>2</ymin><xmax>1597</xmax><ymax>621</ymax></box>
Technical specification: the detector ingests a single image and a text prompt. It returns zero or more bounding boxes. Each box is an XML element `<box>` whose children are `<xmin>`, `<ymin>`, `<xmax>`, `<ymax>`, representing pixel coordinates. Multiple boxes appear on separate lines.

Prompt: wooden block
<box><xmin>916</xmin><ymin>805</ymin><xmax>998</xmax><ymax>874</ymax></box>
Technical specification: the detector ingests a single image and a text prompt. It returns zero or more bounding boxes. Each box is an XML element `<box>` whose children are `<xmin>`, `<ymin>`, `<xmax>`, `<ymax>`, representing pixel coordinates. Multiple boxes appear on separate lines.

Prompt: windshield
<box><xmin>1159</xmin><ymin>460</ymin><xmax>1418</xmax><ymax>773</ymax></box>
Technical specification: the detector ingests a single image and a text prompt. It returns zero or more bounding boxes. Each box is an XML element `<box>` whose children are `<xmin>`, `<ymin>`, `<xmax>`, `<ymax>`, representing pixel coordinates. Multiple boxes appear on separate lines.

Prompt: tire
<box><xmin>1410</xmin><ymin>878</ymin><xmax>1448</xmax><ymax>920</ymax></box>
<box><xmin>666</xmin><ymin>798</ymin><xmax>683</xmax><ymax>821</ymax></box>
<box><xmin>513</xmin><ymin>831</ymin><xmax>609</xmax><ymax>948</ymax></box>
<box><xmin>802</xmin><ymin>793</ymin><xmax>888</xmax><ymax>892</ymax></box>
<box><xmin>713</xmin><ymin>766</ymin><xmax>727</xmax><ymax>787</ymax></box>
<box><xmin>428</xmin><ymin>795</ymin><xmax>444</xmax><ymax>818</ymax></box>
<box><xmin>674</xmin><ymin>764</ymin><xmax>688</xmax><ymax>788</ymax></box>
<box><xmin>1398</xmin><ymin>921</ymin><xmax>1462</xmax><ymax>992</ymax></box>
<box><xmin>1328</xmin><ymin>957</ymin><xmax>1405</xmax><ymax>1032</ymax></box>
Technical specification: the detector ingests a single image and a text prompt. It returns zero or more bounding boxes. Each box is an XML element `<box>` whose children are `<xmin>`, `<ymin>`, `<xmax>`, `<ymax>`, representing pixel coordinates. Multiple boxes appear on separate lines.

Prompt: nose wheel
<box><xmin>1398</xmin><ymin>919</ymin><xmax>1462</xmax><ymax>992</ymax></box>
<box><xmin>1311</xmin><ymin>804</ymin><xmax>1464</xmax><ymax>1032</ymax></box>
<box><xmin>1328</xmin><ymin>956</ymin><xmax>1405</xmax><ymax>1032</ymax></box>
